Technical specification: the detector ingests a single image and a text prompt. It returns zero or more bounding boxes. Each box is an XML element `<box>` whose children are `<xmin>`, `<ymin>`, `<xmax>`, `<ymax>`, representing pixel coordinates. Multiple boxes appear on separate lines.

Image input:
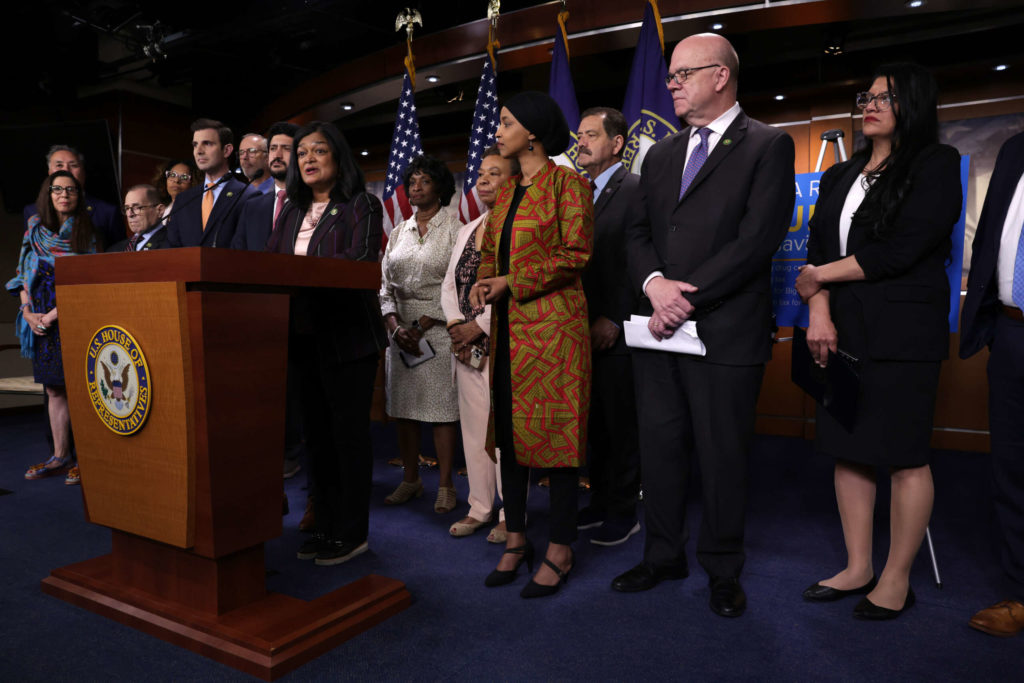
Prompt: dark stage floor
<box><xmin>0</xmin><ymin>410</ymin><xmax>1013</xmax><ymax>681</ymax></box>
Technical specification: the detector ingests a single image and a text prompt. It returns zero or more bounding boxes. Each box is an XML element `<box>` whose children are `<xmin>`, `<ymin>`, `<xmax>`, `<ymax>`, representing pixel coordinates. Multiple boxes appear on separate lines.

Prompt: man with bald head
<box><xmin>238</xmin><ymin>133</ymin><xmax>274</xmax><ymax>194</ymax></box>
<box><xmin>616</xmin><ymin>33</ymin><xmax>795</xmax><ymax>617</ymax></box>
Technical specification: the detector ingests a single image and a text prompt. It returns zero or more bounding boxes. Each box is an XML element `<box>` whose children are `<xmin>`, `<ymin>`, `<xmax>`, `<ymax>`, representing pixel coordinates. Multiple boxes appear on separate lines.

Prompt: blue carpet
<box><xmin>0</xmin><ymin>410</ymin><xmax>1014</xmax><ymax>682</ymax></box>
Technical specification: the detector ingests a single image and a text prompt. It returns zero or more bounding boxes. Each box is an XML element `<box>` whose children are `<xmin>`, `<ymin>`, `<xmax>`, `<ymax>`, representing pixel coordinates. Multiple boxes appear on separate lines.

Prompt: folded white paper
<box><xmin>623</xmin><ymin>315</ymin><xmax>707</xmax><ymax>356</ymax></box>
<box><xmin>399</xmin><ymin>337</ymin><xmax>436</xmax><ymax>368</ymax></box>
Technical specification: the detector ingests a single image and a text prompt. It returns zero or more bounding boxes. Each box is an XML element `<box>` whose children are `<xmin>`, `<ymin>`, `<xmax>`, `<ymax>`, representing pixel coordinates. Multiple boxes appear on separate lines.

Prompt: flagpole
<box><xmin>458</xmin><ymin>1</ymin><xmax>502</xmax><ymax>224</ymax></box>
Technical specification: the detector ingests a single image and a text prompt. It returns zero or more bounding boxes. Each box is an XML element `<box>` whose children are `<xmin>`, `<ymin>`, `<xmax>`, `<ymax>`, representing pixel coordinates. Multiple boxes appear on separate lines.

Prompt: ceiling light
<box><xmin>360</xmin><ymin>149</ymin><xmax>369</xmax><ymax>156</ymax></box>
<box><xmin>905</xmin><ymin>0</ymin><xmax>925</xmax><ymax>7</ymax></box>
<box><xmin>774</xmin><ymin>94</ymin><xmax>786</xmax><ymax>101</ymax></box>
<box><xmin>340</xmin><ymin>102</ymin><xmax>354</xmax><ymax>111</ymax></box>
<box><xmin>710</xmin><ymin>22</ymin><xmax>725</xmax><ymax>31</ymax></box>
<box><xmin>426</xmin><ymin>75</ymin><xmax>440</xmax><ymax>83</ymax></box>
<box><xmin>994</xmin><ymin>64</ymin><xmax>1009</xmax><ymax>72</ymax></box>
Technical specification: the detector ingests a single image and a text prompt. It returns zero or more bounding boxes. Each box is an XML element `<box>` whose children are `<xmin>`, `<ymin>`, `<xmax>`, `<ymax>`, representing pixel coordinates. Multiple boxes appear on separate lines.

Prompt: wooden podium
<box><xmin>43</xmin><ymin>248</ymin><xmax>410</xmax><ymax>680</ymax></box>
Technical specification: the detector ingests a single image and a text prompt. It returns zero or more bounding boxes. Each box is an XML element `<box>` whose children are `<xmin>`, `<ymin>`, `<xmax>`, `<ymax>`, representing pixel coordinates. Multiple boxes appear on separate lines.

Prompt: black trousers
<box><xmin>632</xmin><ymin>349</ymin><xmax>764</xmax><ymax>579</ymax></box>
<box><xmin>588</xmin><ymin>351</ymin><xmax>641</xmax><ymax>518</ymax></box>
<box><xmin>988</xmin><ymin>313</ymin><xmax>1024</xmax><ymax>600</ymax></box>
<box><xmin>291</xmin><ymin>336</ymin><xmax>377</xmax><ymax>544</ymax></box>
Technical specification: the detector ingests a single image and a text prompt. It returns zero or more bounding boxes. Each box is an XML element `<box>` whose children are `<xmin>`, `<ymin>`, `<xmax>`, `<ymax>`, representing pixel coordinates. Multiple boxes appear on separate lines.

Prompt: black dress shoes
<box><xmin>611</xmin><ymin>562</ymin><xmax>688</xmax><ymax>593</ymax></box>
<box><xmin>853</xmin><ymin>587</ymin><xmax>915</xmax><ymax>620</ymax></box>
<box><xmin>709</xmin><ymin>577</ymin><xmax>747</xmax><ymax>617</ymax></box>
<box><xmin>803</xmin><ymin>576</ymin><xmax>878</xmax><ymax>602</ymax></box>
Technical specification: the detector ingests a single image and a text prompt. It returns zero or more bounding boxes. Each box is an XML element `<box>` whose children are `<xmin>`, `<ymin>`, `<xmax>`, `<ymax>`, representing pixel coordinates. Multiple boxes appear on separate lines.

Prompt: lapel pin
<box><xmin>722</xmin><ymin>139</ymin><xmax>732</xmax><ymax>146</ymax></box>
<box><xmin>330</xmin><ymin>207</ymin><xmax>338</xmax><ymax>215</ymax></box>
<box><xmin>226</xmin><ymin>191</ymin><xmax>234</xmax><ymax>197</ymax></box>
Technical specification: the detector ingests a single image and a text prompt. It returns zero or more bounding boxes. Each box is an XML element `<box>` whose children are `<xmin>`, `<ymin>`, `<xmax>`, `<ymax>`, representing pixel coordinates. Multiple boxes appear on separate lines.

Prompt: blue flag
<box><xmin>548</xmin><ymin>12</ymin><xmax>582</xmax><ymax>172</ymax></box>
<box><xmin>622</xmin><ymin>0</ymin><xmax>679</xmax><ymax>173</ymax></box>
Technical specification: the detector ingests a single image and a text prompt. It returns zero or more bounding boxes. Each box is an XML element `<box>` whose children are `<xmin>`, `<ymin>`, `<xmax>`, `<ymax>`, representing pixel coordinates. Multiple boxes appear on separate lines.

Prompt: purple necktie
<box><xmin>679</xmin><ymin>127</ymin><xmax>712</xmax><ymax>199</ymax></box>
<box><xmin>1013</xmin><ymin>216</ymin><xmax>1024</xmax><ymax>309</ymax></box>
<box><xmin>125</xmin><ymin>233</ymin><xmax>141</xmax><ymax>252</ymax></box>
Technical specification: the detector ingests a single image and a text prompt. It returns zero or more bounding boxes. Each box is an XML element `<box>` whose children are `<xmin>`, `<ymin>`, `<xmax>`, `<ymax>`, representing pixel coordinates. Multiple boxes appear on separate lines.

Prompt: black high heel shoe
<box><xmin>521</xmin><ymin>549</ymin><xmax>575</xmax><ymax>599</ymax></box>
<box><xmin>485</xmin><ymin>541</ymin><xmax>535</xmax><ymax>587</ymax></box>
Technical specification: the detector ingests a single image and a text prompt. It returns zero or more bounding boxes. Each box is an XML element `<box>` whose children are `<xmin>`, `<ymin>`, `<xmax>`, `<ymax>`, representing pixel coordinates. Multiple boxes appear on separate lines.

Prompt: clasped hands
<box><xmin>23</xmin><ymin>310</ymin><xmax>56</xmax><ymax>336</ymax></box>
<box><xmin>449</xmin><ymin>319</ymin><xmax>485</xmax><ymax>366</ymax></box>
<box><xmin>469</xmin><ymin>276</ymin><xmax>508</xmax><ymax>308</ymax></box>
<box><xmin>391</xmin><ymin>321</ymin><xmax>424</xmax><ymax>356</ymax></box>
<box><xmin>794</xmin><ymin>264</ymin><xmax>824</xmax><ymax>301</ymax></box>
<box><xmin>646</xmin><ymin>277</ymin><xmax>698</xmax><ymax>341</ymax></box>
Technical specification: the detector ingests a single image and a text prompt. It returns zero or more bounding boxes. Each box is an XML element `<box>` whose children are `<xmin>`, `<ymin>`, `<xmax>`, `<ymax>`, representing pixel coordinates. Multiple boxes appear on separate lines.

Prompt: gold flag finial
<box><xmin>487</xmin><ymin>0</ymin><xmax>501</xmax><ymax>68</ymax></box>
<box><xmin>395</xmin><ymin>8</ymin><xmax>423</xmax><ymax>88</ymax></box>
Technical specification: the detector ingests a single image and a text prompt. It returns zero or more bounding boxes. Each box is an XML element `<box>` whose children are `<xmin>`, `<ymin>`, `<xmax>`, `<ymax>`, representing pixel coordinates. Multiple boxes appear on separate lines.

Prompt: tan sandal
<box><xmin>434</xmin><ymin>486</ymin><xmax>457</xmax><ymax>514</ymax></box>
<box><xmin>384</xmin><ymin>479</ymin><xmax>423</xmax><ymax>505</ymax></box>
<box><xmin>449</xmin><ymin>516</ymin><xmax>488</xmax><ymax>537</ymax></box>
<box><xmin>487</xmin><ymin>521</ymin><xmax>508</xmax><ymax>544</ymax></box>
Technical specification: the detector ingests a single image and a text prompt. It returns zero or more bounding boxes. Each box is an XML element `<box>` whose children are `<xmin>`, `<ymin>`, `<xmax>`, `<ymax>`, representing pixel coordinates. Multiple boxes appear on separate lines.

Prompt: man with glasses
<box><xmin>107</xmin><ymin>184</ymin><xmax>167</xmax><ymax>252</ymax></box>
<box><xmin>238</xmin><ymin>133</ymin><xmax>274</xmax><ymax>194</ymax></box>
<box><xmin>23</xmin><ymin>145</ymin><xmax>122</xmax><ymax>249</ymax></box>
<box><xmin>167</xmin><ymin>118</ymin><xmax>258</xmax><ymax>248</ymax></box>
<box><xmin>615</xmin><ymin>33</ymin><xmax>795</xmax><ymax>618</ymax></box>
<box><xmin>232</xmin><ymin>122</ymin><xmax>298</xmax><ymax>251</ymax></box>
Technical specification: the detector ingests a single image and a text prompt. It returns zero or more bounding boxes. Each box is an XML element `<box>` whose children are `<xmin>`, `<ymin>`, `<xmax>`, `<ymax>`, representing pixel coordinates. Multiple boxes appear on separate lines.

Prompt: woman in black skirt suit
<box><xmin>795</xmin><ymin>63</ymin><xmax>962</xmax><ymax>619</ymax></box>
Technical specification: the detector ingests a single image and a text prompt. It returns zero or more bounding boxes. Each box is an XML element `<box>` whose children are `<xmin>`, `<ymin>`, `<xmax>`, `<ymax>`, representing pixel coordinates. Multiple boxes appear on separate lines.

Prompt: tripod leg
<box><xmin>925</xmin><ymin>525</ymin><xmax>942</xmax><ymax>588</ymax></box>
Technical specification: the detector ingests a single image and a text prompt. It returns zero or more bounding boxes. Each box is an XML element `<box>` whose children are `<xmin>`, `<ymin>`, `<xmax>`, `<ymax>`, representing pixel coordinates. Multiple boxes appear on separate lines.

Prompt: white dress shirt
<box><xmin>997</xmin><ymin>170</ymin><xmax>1024</xmax><ymax>306</ymax></box>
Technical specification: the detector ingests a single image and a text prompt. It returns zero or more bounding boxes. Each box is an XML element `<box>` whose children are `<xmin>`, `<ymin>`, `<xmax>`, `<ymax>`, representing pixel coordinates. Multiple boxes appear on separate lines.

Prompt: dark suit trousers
<box><xmin>588</xmin><ymin>351</ymin><xmax>640</xmax><ymax>518</ymax></box>
<box><xmin>632</xmin><ymin>349</ymin><xmax>764</xmax><ymax>578</ymax></box>
<box><xmin>988</xmin><ymin>313</ymin><xmax>1024</xmax><ymax>599</ymax></box>
<box><xmin>290</xmin><ymin>336</ymin><xmax>377</xmax><ymax>544</ymax></box>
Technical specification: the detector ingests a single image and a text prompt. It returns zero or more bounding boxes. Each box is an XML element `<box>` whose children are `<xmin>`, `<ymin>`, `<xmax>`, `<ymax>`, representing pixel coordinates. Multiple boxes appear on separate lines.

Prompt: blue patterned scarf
<box><xmin>5</xmin><ymin>215</ymin><xmax>85</xmax><ymax>358</ymax></box>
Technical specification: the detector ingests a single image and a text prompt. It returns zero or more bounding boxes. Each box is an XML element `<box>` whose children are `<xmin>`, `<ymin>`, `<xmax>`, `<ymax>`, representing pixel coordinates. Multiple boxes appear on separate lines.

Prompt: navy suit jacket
<box><xmin>24</xmin><ymin>194</ymin><xmax>123</xmax><ymax>250</ymax></box>
<box><xmin>231</xmin><ymin>190</ymin><xmax>277</xmax><ymax>251</ymax></box>
<box><xmin>960</xmin><ymin>131</ymin><xmax>1024</xmax><ymax>358</ymax></box>
<box><xmin>583</xmin><ymin>164</ymin><xmax>641</xmax><ymax>355</ymax></box>
<box><xmin>627</xmin><ymin>110</ymin><xmax>796</xmax><ymax>365</ymax></box>
<box><xmin>165</xmin><ymin>177</ymin><xmax>258</xmax><ymax>248</ymax></box>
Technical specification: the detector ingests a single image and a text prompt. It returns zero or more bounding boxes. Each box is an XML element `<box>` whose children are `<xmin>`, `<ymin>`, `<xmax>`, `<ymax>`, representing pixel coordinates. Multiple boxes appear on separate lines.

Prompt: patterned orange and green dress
<box><xmin>479</xmin><ymin>160</ymin><xmax>593</xmax><ymax>468</ymax></box>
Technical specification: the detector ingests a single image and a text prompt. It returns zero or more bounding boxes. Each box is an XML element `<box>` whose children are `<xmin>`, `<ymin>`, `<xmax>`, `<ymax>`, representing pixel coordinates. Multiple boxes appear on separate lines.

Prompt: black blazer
<box><xmin>582</xmin><ymin>164</ymin><xmax>641</xmax><ymax>355</ymax></box>
<box><xmin>626</xmin><ymin>110</ymin><xmax>796</xmax><ymax>365</ymax></box>
<box><xmin>165</xmin><ymin>176</ymin><xmax>258</xmax><ymax>248</ymax></box>
<box><xmin>230</xmin><ymin>189</ymin><xmax>277</xmax><ymax>251</ymax></box>
<box><xmin>807</xmin><ymin>143</ymin><xmax>962</xmax><ymax>362</ymax></box>
<box><xmin>266</xmin><ymin>193</ymin><xmax>388</xmax><ymax>362</ymax></box>
<box><xmin>960</xmin><ymin>131</ymin><xmax>1024</xmax><ymax>358</ymax></box>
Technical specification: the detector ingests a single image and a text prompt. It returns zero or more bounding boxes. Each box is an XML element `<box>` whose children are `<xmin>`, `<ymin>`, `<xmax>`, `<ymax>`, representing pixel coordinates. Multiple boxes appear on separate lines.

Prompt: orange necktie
<box><xmin>202</xmin><ymin>182</ymin><xmax>214</xmax><ymax>230</ymax></box>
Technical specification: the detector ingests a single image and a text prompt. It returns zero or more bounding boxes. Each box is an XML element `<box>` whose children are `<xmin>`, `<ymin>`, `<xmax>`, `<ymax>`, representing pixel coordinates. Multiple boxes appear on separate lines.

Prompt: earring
<box><xmin>528</xmin><ymin>141</ymin><xmax>534</xmax><ymax>151</ymax></box>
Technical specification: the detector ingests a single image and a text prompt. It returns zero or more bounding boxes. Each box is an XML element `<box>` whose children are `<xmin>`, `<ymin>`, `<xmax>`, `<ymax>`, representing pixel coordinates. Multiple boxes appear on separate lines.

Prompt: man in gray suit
<box><xmin>614</xmin><ymin>33</ymin><xmax>795</xmax><ymax>618</ymax></box>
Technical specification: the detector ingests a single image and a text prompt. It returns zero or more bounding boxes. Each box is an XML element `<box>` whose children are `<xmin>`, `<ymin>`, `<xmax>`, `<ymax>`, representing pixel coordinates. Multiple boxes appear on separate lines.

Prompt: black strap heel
<box><xmin>484</xmin><ymin>541</ymin><xmax>535</xmax><ymax>587</ymax></box>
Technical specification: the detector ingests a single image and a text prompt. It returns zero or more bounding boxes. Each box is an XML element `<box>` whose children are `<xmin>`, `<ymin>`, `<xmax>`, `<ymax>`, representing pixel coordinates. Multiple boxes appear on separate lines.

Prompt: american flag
<box><xmin>382</xmin><ymin>71</ymin><xmax>424</xmax><ymax>237</ymax></box>
<box><xmin>457</xmin><ymin>58</ymin><xmax>499</xmax><ymax>224</ymax></box>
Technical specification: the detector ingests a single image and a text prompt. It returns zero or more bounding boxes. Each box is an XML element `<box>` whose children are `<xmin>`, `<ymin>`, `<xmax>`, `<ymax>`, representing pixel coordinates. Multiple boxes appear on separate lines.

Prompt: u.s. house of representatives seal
<box><xmin>85</xmin><ymin>325</ymin><xmax>151</xmax><ymax>436</ymax></box>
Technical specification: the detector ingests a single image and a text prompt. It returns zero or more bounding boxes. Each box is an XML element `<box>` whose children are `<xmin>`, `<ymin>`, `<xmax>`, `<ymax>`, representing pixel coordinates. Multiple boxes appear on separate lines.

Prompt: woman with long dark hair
<box><xmin>7</xmin><ymin>170</ymin><xmax>98</xmax><ymax>485</ymax></box>
<box><xmin>796</xmin><ymin>63</ymin><xmax>962</xmax><ymax>619</ymax></box>
<box><xmin>470</xmin><ymin>91</ymin><xmax>593</xmax><ymax>598</ymax></box>
<box><xmin>266</xmin><ymin>120</ymin><xmax>388</xmax><ymax>566</ymax></box>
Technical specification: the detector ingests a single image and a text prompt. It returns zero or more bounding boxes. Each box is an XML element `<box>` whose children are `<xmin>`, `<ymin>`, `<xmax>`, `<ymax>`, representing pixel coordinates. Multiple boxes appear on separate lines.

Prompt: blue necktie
<box><xmin>1013</xmin><ymin>216</ymin><xmax>1024</xmax><ymax>309</ymax></box>
<box><xmin>679</xmin><ymin>127</ymin><xmax>712</xmax><ymax>199</ymax></box>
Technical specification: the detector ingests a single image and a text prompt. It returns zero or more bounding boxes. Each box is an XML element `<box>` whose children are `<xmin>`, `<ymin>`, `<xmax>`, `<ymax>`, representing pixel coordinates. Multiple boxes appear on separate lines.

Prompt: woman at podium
<box><xmin>470</xmin><ymin>92</ymin><xmax>593</xmax><ymax>598</ymax></box>
<box><xmin>7</xmin><ymin>170</ymin><xmax>98</xmax><ymax>485</ymax></box>
<box><xmin>266</xmin><ymin>121</ymin><xmax>389</xmax><ymax>566</ymax></box>
<box><xmin>796</xmin><ymin>64</ymin><xmax>962</xmax><ymax>619</ymax></box>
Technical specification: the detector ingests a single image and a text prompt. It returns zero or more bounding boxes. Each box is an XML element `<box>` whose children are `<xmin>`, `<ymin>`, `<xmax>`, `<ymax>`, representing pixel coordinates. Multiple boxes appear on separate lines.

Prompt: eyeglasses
<box><xmin>239</xmin><ymin>147</ymin><xmax>266</xmax><ymax>158</ymax></box>
<box><xmin>855</xmin><ymin>91</ymin><xmax>895</xmax><ymax>111</ymax></box>
<box><xmin>165</xmin><ymin>170</ymin><xmax>192</xmax><ymax>182</ymax></box>
<box><xmin>665</xmin><ymin>64</ymin><xmax>721</xmax><ymax>86</ymax></box>
<box><xmin>122</xmin><ymin>204</ymin><xmax>156</xmax><ymax>216</ymax></box>
<box><xmin>49</xmin><ymin>185</ymin><xmax>79</xmax><ymax>195</ymax></box>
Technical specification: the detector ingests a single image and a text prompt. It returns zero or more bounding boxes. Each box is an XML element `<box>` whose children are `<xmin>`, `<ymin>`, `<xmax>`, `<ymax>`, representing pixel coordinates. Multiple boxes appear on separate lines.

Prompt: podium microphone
<box><xmin>158</xmin><ymin>173</ymin><xmax>233</xmax><ymax>228</ymax></box>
